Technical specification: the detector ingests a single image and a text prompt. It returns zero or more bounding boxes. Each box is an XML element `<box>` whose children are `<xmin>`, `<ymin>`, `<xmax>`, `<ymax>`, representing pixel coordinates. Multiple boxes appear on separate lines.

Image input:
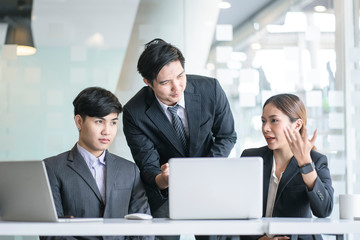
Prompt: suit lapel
<box><xmin>274</xmin><ymin>156</ymin><xmax>299</xmax><ymax>207</ymax></box>
<box><xmin>105</xmin><ymin>152</ymin><xmax>117</xmax><ymax>205</ymax></box>
<box><xmin>262</xmin><ymin>148</ymin><xmax>273</xmax><ymax>216</ymax></box>
<box><xmin>67</xmin><ymin>146</ymin><xmax>103</xmax><ymax>203</ymax></box>
<box><xmin>145</xmin><ymin>87</ymin><xmax>186</xmax><ymax>155</ymax></box>
<box><xmin>184</xmin><ymin>86</ymin><xmax>201</xmax><ymax>156</ymax></box>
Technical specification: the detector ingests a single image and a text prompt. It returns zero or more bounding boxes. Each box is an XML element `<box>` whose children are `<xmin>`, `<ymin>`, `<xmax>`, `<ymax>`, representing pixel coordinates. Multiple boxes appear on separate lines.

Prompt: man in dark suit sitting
<box><xmin>43</xmin><ymin>87</ymin><xmax>152</xmax><ymax>240</ymax></box>
<box><xmin>123</xmin><ymin>38</ymin><xmax>237</xmax><ymax>237</ymax></box>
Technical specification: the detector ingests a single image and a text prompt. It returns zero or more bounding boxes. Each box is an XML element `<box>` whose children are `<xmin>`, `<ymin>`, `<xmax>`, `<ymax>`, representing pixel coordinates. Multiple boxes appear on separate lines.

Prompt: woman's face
<box><xmin>261</xmin><ymin>103</ymin><xmax>299</xmax><ymax>151</ymax></box>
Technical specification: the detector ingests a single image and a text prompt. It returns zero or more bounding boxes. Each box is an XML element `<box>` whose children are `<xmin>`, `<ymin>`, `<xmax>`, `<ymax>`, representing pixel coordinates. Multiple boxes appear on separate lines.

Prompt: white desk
<box><xmin>0</xmin><ymin>218</ymin><xmax>359</xmax><ymax>239</ymax></box>
<box><xmin>0</xmin><ymin>218</ymin><xmax>265</xmax><ymax>236</ymax></box>
<box><xmin>267</xmin><ymin>217</ymin><xmax>360</xmax><ymax>240</ymax></box>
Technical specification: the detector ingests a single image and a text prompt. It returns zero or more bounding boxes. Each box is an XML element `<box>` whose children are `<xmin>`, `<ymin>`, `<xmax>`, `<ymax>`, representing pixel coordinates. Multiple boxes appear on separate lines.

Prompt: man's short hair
<box><xmin>137</xmin><ymin>38</ymin><xmax>185</xmax><ymax>85</ymax></box>
<box><xmin>73</xmin><ymin>87</ymin><xmax>122</xmax><ymax>119</ymax></box>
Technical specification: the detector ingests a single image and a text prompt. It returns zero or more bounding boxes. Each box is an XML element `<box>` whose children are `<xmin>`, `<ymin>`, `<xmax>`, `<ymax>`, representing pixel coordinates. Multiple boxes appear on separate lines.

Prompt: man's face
<box><xmin>144</xmin><ymin>60</ymin><xmax>186</xmax><ymax>106</ymax></box>
<box><xmin>75</xmin><ymin>113</ymin><xmax>118</xmax><ymax>157</ymax></box>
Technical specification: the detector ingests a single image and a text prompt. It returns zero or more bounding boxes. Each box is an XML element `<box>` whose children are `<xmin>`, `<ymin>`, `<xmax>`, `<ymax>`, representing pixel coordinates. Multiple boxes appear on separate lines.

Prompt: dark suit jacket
<box><xmin>241</xmin><ymin>146</ymin><xmax>334</xmax><ymax>240</ymax></box>
<box><xmin>42</xmin><ymin>145</ymin><xmax>152</xmax><ymax>240</ymax></box>
<box><xmin>123</xmin><ymin>75</ymin><xmax>237</xmax><ymax>211</ymax></box>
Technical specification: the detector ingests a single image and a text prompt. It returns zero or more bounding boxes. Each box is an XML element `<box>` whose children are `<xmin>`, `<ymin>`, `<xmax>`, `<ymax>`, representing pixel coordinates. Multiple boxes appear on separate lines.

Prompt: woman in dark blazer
<box><xmin>241</xmin><ymin>94</ymin><xmax>334</xmax><ymax>240</ymax></box>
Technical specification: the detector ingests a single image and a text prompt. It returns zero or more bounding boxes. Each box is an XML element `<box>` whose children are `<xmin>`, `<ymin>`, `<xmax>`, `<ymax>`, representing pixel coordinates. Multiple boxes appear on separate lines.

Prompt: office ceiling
<box><xmin>212</xmin><ymin>0</ymin><xmax>334</xmax><ymax>52</ymax></box>
<box><xmin>0</xmin><ymin>0</ymin><xmax>334</xmax><ymax>54</ymax></box>
<box><xmin>0</xmin><ymin>0</ymin><xmax>282</xmax><ymax>48</ymax></box>
<box><xmin>217</xmin><ymin>0</ymin><xmax>334</xmax><ymax>31</ymax></box>
<box><xmin>217</xmin><ymin>0</ymin><xmax>273</xmax><ymax>28</ymax></box>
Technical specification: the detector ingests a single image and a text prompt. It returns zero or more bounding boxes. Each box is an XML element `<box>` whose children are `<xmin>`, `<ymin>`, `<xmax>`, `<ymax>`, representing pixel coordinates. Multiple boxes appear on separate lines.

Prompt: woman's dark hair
<box><xmin>73</xmin><ymin>87</ymin><xmax>122</xmax><ymax>120</ymax></box>
<box><xmin>263</xmin><ymin>93</ymin><xmax>307</xmax><ymax>134</ymax></box>
<box><xmin>137</xmin><ymin>38</ymin><xmax>185</xmax><ymax>85</ymax></box>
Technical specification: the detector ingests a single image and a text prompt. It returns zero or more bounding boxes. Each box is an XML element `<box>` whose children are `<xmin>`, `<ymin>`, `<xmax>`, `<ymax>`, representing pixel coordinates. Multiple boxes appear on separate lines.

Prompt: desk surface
<box><xmin>268</xmin><ymin>217</ymin><xmax>360</xmax><ymax>235</ymax></box>
<box><xmin>0</xmin><ymin>218</ymin><xmax>360</xmax><ymax>236</ymax></box>
<box><xmin>0</xmin><ymin>218</ymin><xmax>265</xmax><ymax>236</ymax></box>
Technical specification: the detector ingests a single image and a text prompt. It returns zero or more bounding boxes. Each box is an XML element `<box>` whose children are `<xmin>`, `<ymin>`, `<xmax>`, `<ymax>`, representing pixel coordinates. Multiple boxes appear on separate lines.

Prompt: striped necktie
<box><xmin>168</xmin><ymin>104</ymin><xmax>188</xmax><ymax>154</ymax></box>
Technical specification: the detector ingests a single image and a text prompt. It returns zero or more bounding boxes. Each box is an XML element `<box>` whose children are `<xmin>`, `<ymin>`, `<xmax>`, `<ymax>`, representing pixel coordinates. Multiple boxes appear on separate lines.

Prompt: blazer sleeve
<box><xmin>128</xmin><ymin>164</ymin><xmax>152</xmax><ymax>215</ymax></box>
<box><xmin>208</xmin><ymin>79</ymin><xmax>237</xmax><ymax>157</ymax></box>
<box><xmin>307</xmin><ymin>152</ymin><xmax>334</xmax><ymax>217</ymax></box>
<box><xmin>123</xmin><ymin>107</ymin><xmax>161</xmax><ymax>188</ymax></box>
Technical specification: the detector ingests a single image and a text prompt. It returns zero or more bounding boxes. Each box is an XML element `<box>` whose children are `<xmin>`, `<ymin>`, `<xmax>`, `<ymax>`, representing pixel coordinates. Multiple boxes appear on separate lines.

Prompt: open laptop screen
<box><xmin>168</xmin><ymin>157</ymin><xmax>263</xmax><ymax>219</ymax></box>
<box><xmin>0</xmin><ymin>161</ymin><xmax>59</xmax><ymax>222</ymax></box>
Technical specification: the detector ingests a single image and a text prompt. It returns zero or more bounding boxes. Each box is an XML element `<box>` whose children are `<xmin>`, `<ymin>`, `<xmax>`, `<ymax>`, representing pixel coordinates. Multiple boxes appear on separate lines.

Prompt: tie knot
<box><xmin>168</xmin><ymin>105</ymin><xmax>179</xmax><ymax>115</ymax></box>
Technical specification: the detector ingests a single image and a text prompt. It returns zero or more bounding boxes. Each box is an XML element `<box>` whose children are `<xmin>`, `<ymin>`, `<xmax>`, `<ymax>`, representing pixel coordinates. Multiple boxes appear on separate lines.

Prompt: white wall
<box><xmin>0</xmin><ymin>0</ymin><xmax>140</xmax><ymax>160</ymax></box>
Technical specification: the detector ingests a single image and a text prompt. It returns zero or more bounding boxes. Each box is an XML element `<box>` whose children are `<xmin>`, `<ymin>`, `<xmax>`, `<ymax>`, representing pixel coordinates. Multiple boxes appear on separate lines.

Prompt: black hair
<box><xmin>137</xmin><ymin>38</ymin><xmax>185</xmax><ymax>85</ymax></box>
<box><xmin>73</xmin><ymin>87</ymin><xmax>122</xmax><ymax>120</ymax></box>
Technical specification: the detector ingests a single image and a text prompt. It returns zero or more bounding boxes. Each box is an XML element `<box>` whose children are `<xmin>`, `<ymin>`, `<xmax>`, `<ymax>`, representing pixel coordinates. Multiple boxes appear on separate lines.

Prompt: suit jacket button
<box><xmin>100</xmin><ymin>203</ymin><xmax>105</xmax><ymax>209</ymax></box>
<box><xmin>317</xmin><ymin>190</ymin><xmax>324</xmax><ymax>200</ymax></box>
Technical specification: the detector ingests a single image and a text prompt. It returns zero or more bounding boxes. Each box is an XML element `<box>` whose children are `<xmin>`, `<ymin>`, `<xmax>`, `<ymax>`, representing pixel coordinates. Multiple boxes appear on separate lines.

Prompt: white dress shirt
<box><xmin>265</xmin><ymin>156</ymin><xmax>283</xmax><ymax>238</ymax></box>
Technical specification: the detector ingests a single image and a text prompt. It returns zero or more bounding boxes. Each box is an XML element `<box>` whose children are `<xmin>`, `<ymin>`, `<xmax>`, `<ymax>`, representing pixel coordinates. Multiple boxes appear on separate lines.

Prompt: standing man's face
<box><xmin>144</xmin><ymin>60</ymin><xmax>186</xmax><ymax>106</ymax></box>
<box><xmin>75</xmin><ymin>113</ymin><xmax>118</xmax><ymax>157</ymax></box>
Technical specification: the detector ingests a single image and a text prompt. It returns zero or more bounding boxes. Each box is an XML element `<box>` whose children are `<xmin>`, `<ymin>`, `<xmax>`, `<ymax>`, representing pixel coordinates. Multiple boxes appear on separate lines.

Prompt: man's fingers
<box><xmin>161</xmin><ymin>163</ymin><xmax>169</xmax><ymax>172</ymax></box>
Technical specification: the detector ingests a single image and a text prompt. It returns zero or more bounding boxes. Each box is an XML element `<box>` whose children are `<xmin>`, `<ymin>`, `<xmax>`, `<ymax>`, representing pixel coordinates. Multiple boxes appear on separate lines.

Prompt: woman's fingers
<box><xmin>310</xmin><ymin>129</ymin><xmax>318</xmax><ymax>146</ymax></box>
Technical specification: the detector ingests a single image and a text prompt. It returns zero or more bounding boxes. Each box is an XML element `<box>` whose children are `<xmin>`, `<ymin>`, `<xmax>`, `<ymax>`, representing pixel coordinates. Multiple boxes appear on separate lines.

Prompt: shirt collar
<box><xmin>271</xmin><ymin>156</ymin><xmax>283</xmax><ymax>183</ymax></box>
<box><xmin>77</xmin><ymin>143</ymin><xmax>106</xmax><ymax>167</ymax></box>
<box><xmin>271</xmin><ymin>156</ymin><xmax>276</xmax><ymax>176</ymax></box>
<box><xmin>155</xmin><ymin>94</ymin><xmax>185</xmax><ymax>113</ymax></box>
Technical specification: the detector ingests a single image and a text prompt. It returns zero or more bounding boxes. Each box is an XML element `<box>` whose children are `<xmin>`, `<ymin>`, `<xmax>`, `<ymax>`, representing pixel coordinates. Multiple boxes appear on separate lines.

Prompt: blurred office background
<box><xmin>0</xmin><ymin>0</ymin><xmax>360</xmax><ymax>238</ymax></box>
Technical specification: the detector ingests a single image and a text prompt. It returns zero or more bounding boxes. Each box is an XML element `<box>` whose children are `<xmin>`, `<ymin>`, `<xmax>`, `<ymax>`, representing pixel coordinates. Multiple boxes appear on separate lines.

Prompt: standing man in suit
<box><xmin>43</xmin><ymin>87</ymin><xmax>152</xmax><ymax>240</ymax></box>
<box><xmin>123</xmin><ymin>38</ymin><xmax>237</xmax><ymax>224</ymax></box>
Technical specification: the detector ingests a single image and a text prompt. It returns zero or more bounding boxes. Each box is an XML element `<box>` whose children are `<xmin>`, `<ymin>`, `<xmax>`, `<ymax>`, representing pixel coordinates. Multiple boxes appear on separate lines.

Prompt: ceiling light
<box><xmin>5</xmin><ymin>18</ymin><xmax>36</xmax><ymax>56</ymax></box>
<box><xmin>206</xmin><ymin>63</ymin><xmax>215</xmax><ymax>71</ymax></box>
<box><xmin>86</xmin><ymin>33</ymin><xmax>105</xmax><ymax>47</ymax></box>
<box><xmin>314</xmin><ymin>5</ymin><xmax>327</xmax><ymax>12</ymax></box>
<box><xmin>218</xmin><ymin>1</ymin><xmax>231</xmax><ymax>9</ymax></box>
<box><xmin>231</xmin><ymin>52</ymin><xmax>247</xmax><ymax>61</ymax></box>
<box><xmin>251</xmin><ymin>43</ymin><xmax>262</xmax><ymax>50</ymax></box>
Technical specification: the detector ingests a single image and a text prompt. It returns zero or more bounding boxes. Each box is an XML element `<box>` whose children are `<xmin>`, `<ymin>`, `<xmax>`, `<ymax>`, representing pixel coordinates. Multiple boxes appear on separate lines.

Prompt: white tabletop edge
<box><xmin>267</xmin><ymin>217</ymin><xmax>360</xmax><ymax>235</ymax></box>
<box><xmin>0</xmin><ymin>218</ymin><xmax>266</xmax><ymax>236</ymax></box>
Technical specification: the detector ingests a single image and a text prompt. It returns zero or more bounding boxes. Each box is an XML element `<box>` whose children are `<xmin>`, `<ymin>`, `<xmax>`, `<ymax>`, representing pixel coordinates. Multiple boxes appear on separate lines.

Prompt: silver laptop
<box><xmin>0</xmin><ymin>160</ymin><xmax>103</xmax><ymax>222</ymax></box>
<box><xmin>168</xmin><ymin>157</ymin><xmax>263</xmax><ymax>219</ymax></box>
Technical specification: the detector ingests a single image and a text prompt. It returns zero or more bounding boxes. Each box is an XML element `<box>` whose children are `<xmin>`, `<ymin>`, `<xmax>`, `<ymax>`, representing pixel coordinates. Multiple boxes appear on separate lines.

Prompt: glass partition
<box><xmin>209</xmin><ymin>0</ymin><xmax>349</xmax><ymax>223</ymax></box>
